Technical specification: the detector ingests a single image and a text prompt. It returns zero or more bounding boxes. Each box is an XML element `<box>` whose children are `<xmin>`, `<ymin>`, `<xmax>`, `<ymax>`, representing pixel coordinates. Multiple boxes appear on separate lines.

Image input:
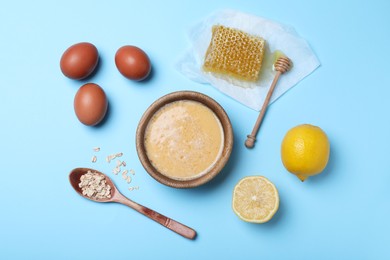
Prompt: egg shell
<box><xmin>60</xmin><ymin>42</ymin><xmax>99</xmax><ymax>80</ymax></box>
<box><xmin>74</xmin><ymin>83</ymin><xmax>108</xmax><ymax>126</ymax></box>
<box><xmin>115</xmin><ymin>45</ymin><xmax>151</xmax><ymax>81</ymax></box>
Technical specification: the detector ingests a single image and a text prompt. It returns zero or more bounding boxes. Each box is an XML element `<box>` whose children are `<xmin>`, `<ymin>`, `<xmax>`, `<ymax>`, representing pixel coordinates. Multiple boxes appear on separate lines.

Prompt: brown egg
<box><xmin>60</xmin><ymin>42</ymin><xmax>99</xmax><ymax>80</ymax></box>
<box><xmin>74</xmin><ymin>83</ymin><xmax>108</xmax><ymax>126</ymax></box>
<box><xmin>115</xmin><ymin>45</ymin><xmax>151</xmax><ymax>81</ymax></box>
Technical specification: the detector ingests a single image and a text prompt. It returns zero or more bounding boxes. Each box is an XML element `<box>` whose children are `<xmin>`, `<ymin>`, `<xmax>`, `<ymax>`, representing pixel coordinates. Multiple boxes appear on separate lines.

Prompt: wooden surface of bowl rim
<box><xmin>136</xmin><ymin>91</ymin><xmax>233</xmax><ymax>188</ymax></box>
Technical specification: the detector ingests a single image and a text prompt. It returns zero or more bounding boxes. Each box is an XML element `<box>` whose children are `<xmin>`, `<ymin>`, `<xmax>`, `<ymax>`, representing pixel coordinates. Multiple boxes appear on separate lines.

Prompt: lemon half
<box><xmin>232</xmin><ymin>176</ymin><xmax>279</xmax><ymax>223</ymax></box>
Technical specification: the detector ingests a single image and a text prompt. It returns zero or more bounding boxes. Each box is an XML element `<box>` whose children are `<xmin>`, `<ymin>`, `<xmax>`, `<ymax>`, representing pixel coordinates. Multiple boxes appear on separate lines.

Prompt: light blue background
<box><xmin>1</xmin><ymin>0</ymin><xmax>389</xmax><ymax>259</ymax></box>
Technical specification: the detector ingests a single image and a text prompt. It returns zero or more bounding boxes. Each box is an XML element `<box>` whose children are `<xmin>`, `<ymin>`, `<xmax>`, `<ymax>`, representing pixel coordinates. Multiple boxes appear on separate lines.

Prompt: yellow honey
<box><xmin>203</xmin><ymin>25</ymin><xmax>266</xmax><ymax>82</ymax></box>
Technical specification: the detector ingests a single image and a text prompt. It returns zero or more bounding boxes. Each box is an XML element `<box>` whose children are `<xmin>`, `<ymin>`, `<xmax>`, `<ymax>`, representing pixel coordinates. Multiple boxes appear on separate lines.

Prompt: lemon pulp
<box><xmin>232</xmin><ymin>176</ymin><xmax>279</xmax><ymax>223</ymax></box>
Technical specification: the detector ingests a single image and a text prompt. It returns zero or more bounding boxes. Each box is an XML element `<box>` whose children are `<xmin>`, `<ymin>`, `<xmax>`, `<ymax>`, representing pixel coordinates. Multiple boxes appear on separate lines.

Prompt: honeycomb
<box><xmin>203</xmin><ymin>25</ymin><xmax>266</xmax><ymax>82</ymax></box>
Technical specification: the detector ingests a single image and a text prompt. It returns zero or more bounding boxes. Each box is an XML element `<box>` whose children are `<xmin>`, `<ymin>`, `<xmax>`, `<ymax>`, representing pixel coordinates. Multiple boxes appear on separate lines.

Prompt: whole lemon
<box><xmin>281</xmin><ymin>124</ymin><xmax>330</xmax><ymax>181</ymax></box>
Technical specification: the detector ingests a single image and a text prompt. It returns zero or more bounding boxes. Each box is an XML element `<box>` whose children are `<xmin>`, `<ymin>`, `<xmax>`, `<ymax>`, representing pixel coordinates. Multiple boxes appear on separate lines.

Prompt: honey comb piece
<box><xmin>203</xmin><ymin>25</ymin><xmax>266</xmax><ymax>82</ymax></box>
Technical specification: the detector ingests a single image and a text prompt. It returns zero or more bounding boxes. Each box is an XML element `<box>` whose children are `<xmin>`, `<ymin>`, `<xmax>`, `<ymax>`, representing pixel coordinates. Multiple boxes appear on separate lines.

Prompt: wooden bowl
<box><xmin>136</xmin><ymin>91</ymin><xmax>233</xmax><ymax>188</ymax></box>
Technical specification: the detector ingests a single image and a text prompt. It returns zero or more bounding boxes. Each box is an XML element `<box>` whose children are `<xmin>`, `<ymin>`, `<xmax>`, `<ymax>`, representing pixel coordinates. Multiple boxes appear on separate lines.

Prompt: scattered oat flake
<box><xmin>128</xmin><ymin>186</ymin><xmax>139</xmax><ymax>191</ymax></box>
<box><xmin>89</xmin><ymin>150</ymin><xmax>135</xmax><ymax>185</ymax></box>
<box><xmin>106</xmin><ymin>152</ymin><xmax>123</xmax><ymax>163</ymax></box>
<box><xmin>112</xmin><ymin>167</ymin><xmax>120</xmax><ymax>175</ymax></box>
<box><xmin>106</xmin><ymin>154</ymin><xmax>115</xmax><ymax>163</ymax></box>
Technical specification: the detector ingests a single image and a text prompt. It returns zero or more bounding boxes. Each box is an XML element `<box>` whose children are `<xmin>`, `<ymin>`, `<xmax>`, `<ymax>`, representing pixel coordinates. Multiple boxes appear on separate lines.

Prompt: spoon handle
<box><xmin>116</xmin><ymin>195</ymin><xmax>196</xmax><ymax>240</ymax></box>
<box><xmin>245</xmin><ymin>71</ymin><xmax>282</xmax><ymax>149</ymax></box>
<box><xmin>245</xmin><ymin>56</ymin><xmax>292</xmax><ymax>149</ymax></box>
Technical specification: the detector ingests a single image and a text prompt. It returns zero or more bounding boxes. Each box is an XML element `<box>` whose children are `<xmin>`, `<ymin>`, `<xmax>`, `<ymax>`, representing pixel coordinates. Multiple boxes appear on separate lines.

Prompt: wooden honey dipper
<box><xmin>245</xmin><ymin>56</ymin><xmax>292</xmax><ymax>148</ymax></box>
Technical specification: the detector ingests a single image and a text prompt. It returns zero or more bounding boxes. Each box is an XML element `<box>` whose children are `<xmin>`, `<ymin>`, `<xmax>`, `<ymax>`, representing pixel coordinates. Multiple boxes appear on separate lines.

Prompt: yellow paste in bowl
<box><xmin>144</xmin><ymin>100</ymin><xmax>224</xmax><ymax>180</ymax></box>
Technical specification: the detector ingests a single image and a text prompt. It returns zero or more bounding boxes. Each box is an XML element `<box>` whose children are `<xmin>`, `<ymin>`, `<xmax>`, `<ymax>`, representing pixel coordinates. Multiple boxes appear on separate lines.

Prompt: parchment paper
<box><xmin>176</xmin><ymin>10</ymin><xmax>320</xmax><ymax>111</ymax></box>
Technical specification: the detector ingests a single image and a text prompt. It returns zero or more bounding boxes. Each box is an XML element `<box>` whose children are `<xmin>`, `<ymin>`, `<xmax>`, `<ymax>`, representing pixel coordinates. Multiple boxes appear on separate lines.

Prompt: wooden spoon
<box><xmin>69</xmin><ymin>167</ymin><xmax>197</xmax><ymax>240</ymax></box>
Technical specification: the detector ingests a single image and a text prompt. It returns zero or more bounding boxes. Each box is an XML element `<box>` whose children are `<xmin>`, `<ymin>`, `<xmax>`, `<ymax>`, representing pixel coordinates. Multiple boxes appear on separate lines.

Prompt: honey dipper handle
<box><xmin>245</xmin><ymin>72</ymin><xmax>282</xmax><ymax>148</ymax></box>
<box><xmin>116</xmin><ymin>195</ymin><xmax>197</xmax><ymax>240</ymax></box>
